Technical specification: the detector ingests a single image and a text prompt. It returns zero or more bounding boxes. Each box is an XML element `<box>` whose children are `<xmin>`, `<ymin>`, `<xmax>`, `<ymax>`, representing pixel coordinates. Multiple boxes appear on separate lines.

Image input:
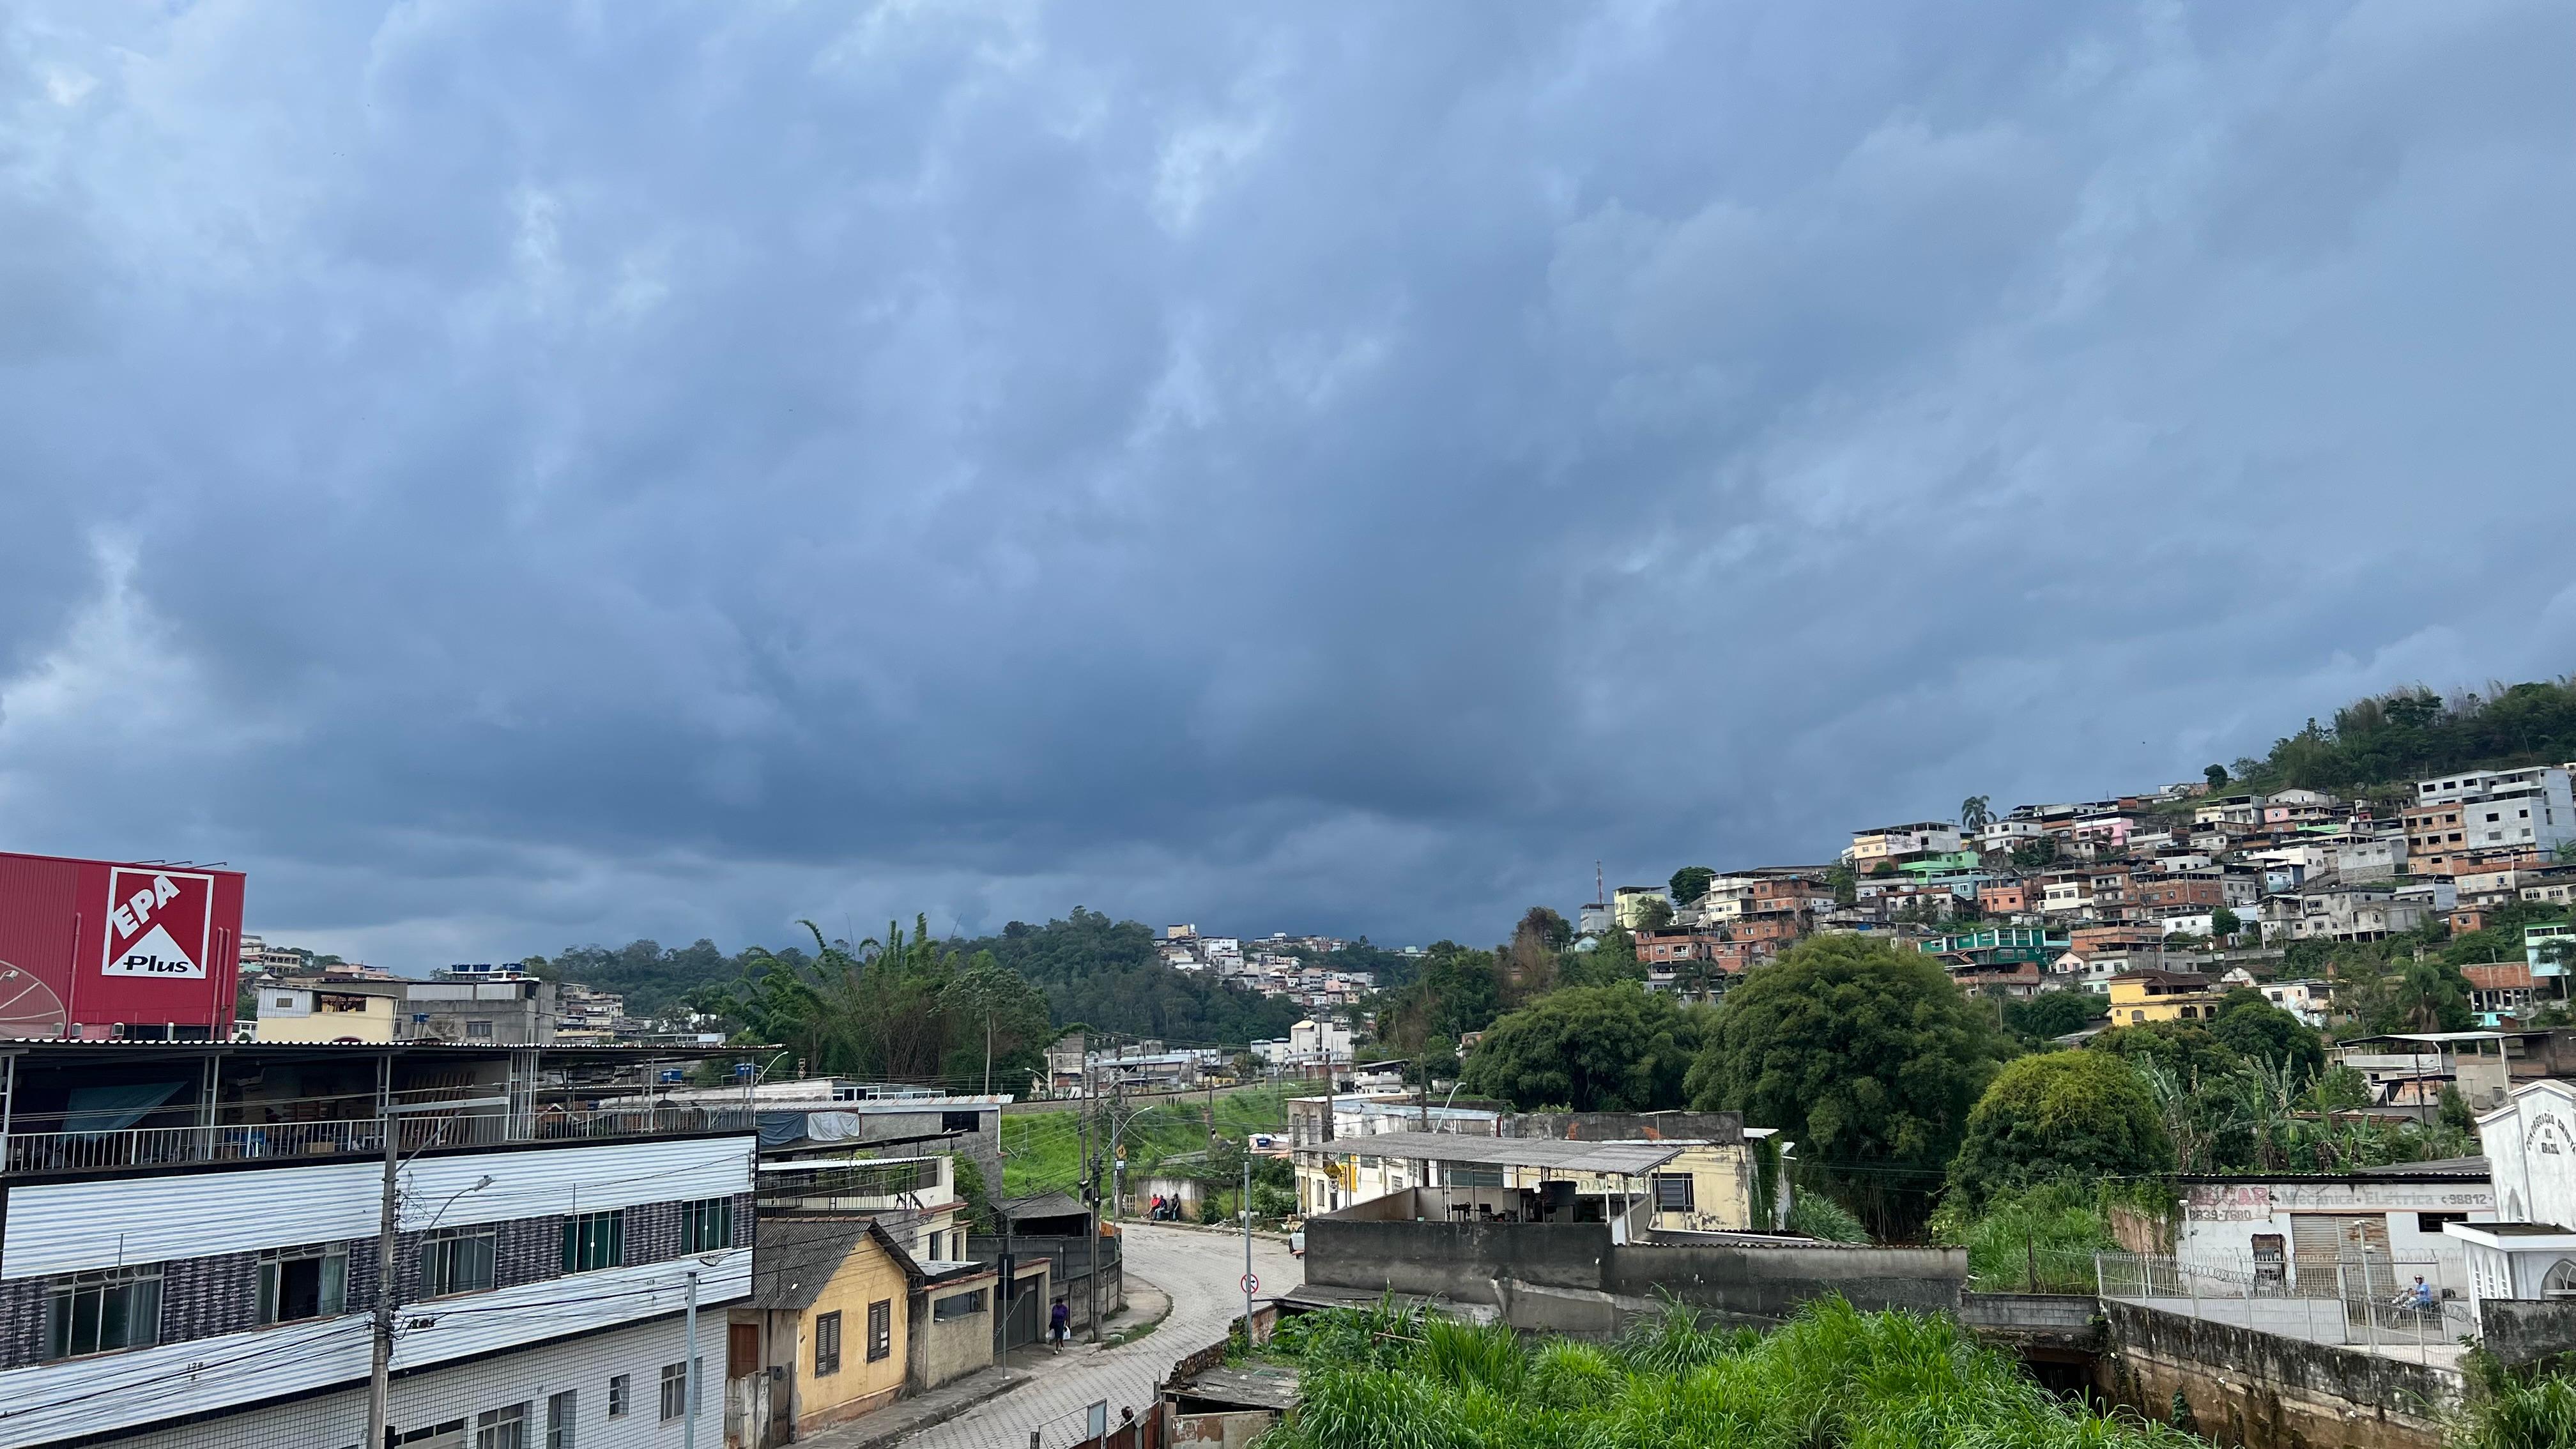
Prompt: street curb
<box><xmin>855</xmin><ymin>1369</ymin><xmax>1034</xmax><ymax>1449</ymax></box>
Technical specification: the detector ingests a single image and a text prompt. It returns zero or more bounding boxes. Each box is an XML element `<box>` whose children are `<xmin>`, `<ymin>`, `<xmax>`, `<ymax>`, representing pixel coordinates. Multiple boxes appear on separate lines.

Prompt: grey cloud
<box><xmin>1</xmin><ymin>1</ymin><xmax>2571</xmax><ymax>962</ymax></box>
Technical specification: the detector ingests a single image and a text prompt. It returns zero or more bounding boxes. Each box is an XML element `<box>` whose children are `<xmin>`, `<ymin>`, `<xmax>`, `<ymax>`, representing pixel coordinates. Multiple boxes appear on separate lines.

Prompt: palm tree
<box><xmin>1959</xmin><ymin>796</ymin><xmax>1992</xmax><ymax>834</ymax></box>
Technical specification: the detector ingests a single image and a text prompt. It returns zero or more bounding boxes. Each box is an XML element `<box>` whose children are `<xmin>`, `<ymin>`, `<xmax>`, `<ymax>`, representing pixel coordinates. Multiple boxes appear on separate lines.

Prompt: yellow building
<box><xmin>744</xmin><ymin>1216</ymin><xmax>916</xmax><ymax>1440</ymax></box>
<box><xmin>249</xmin><ymin>985</ymin><xmax>397</xmax><ymax>1043</ymax></box>
<box><xmin>2105</xmin><ymin>969</ymin><xmax>2224</xmax><ymax>1025</ymax></box>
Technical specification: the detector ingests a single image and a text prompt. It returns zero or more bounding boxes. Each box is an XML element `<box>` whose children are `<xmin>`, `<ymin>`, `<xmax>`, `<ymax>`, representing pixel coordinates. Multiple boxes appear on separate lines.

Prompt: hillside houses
<box><xmin>1627</xmin><ymin>763</ymin><xmax>2576</xmax><ymax>1029</ymax></box>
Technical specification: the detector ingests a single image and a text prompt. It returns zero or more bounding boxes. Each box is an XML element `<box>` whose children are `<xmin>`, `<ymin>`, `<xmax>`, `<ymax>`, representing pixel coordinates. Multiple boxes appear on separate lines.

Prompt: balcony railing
<box><xmin>1</xmin><ymin>1105</ymin><xmax>760</xmax><ymax>1177</ymax></box>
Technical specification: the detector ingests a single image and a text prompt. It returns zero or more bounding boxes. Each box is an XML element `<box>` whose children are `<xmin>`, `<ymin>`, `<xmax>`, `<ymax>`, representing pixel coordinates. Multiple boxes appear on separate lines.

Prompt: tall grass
<box><xmin>1259</xmin><ymin>1295</ymin><xmax>2194</xmax><ymax>1449</ymax></box>
<box><xmin>2460</xmin><ymin>1356</ymin><xmax>2576</xmax><ymax>1449</ymax></box>
<box><xmin>1931</xmin><ymin>1181</ymin><xmax>2121</xmax><ymax>1294</ymax></box>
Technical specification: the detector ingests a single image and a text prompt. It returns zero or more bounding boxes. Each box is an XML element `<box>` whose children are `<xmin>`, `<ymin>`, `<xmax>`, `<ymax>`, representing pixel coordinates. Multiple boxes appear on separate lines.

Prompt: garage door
<box><xmin>2290</xmin><ymin>1214</ymin><xmax>2392</xmax><ymax>1298</ymax></box>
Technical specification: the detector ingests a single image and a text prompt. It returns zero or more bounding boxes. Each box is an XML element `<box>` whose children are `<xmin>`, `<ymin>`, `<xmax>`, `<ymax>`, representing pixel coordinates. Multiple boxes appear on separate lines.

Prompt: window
<box><xmin>257</xmin><ymin>1243</ymin><xmax>348</xmax><ymax>1325</ymax></box>
<box><xmin>680</xmin><ymin>1197</ymin><xmax>734</xmax><ymax>1253</ymax></box>
<box><xmin>2420</xmin><ymin>1213</ymin><xmax>2471</xmax><ymax>1235</ymax></box>
<box><xmin>659</xmin><ymin>1360</ymin><xmax>697</xmax><ymax>1422</ymax></box>
<box><xmin>562</xmin><ymin>1211</ymin><xmax>624</xmax><ymax>1273</ymax></box>
<box><xmin>932</xmin><ymin>1289</ymin><xmax>985</xmax><ymax>1322</ymax></box>
<box><xmin>401</xmin><ymin>1420</ymin><xmax>467</xmax><ymax>1444</ymax></box>
<box><xmin>546</xmin><ymin>1391</ymin><xmax>576</xmax><ymax>1449</ymax></box>
<box><xmin>868</xmin><ymin>1299</ymin><xmax>893</xmax><ymax>1361</ymax></box>
<box><xmin>422</xmin><ymin>1226</ymin><xmax>498</xmax><ymax>1297</ymax></box>
<box><xmin>1650</xmin><ymin>1174</ymin><xmax>1696</xmax><ymax>1212</ymax></box>
<box><xmin>475</xmin><ymin>1404</ymin><xmax>527</xmax><ymax>1449</ymax></box>
<box><xmin>607</xmin><ymin>1376</ymin><xmax>630</xmax><ymax>1418</ymax></box>
<box><xmin>45</xmin><ymin>1266</ymin><xmax>162</xmax><ymax>1360</ymax></box>
<box><xmin>815</xmin><ymin>1310</ymin><xmax>843</xmax><ymax>1374</ymax></box>
<box><xmin>466</xmin><ymin>1019</ymin><xmax>495</xmax><ymax>1039</ymax></box>
<box><xmin>942</xmin><ymin>1110</ymin><xmax>981</xmax><ymax>1133</ymax></box>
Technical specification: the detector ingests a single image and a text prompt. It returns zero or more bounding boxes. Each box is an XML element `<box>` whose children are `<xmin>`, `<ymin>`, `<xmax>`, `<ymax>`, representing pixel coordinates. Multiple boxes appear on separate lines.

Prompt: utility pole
<box><xmin>683</xmin><ymin>1269</ymin><xmax>700</xmax><ymax>1449</ymax></box>
<box><xmin>984</xmin><ymin>1011</ymin><xmax>994</xmax><ymax>1098</ymax></box>
<box><xmin>1081</xmin><ymin>1038</ymin><xmax>1100</xmax><ymax>1344</ymax></box>
<box><xmin>366</xmin><ymin>1053</ymin><xmax>397</xmax><ymax>1449</ymax></box>
<box><xmin>1241</xmin><ymin>1149</ymin><xmax>1254</xmax><ymax>1337</ymax></box>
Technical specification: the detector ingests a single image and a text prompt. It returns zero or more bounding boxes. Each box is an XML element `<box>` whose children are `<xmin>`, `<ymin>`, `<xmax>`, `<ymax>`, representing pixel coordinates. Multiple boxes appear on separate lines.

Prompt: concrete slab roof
<box><xmin>1315</xmin><ymin>1130</ymin><xmax>1682</xmax><ymax>1176</ymax></box>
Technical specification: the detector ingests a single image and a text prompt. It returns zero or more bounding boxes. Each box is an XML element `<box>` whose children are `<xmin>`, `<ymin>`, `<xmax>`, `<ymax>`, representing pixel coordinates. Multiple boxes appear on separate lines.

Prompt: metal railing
<box><xmin>2097</xmin><ymin>1250</ymin><xmax>2472</xmax><ymax>1363</ymax></box>
<box><xmin>1</xmin><ymin>1105</ymin><xmax>758</xmax><ymax>1176</ymax></box>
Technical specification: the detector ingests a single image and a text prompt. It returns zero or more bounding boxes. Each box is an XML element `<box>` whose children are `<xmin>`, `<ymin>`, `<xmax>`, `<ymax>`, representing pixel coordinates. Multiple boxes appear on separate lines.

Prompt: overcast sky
<box><xmin>3</xmin><ymin>3</ymin><xmax>2572</xmax><ymax>967</ymax></box>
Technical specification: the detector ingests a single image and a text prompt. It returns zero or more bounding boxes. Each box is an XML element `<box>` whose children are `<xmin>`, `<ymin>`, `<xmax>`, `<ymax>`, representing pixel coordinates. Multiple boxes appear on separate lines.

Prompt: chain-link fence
<box><xmin>2096</xmin><ymin>1250</ymin><xmax>2472</xmax><ymax>1363</ymax></box>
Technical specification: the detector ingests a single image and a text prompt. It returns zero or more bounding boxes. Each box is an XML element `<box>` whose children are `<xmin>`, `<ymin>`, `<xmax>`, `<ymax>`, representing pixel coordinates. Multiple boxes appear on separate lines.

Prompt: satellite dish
<box><xmin>0</xmin><ymin>963</ymin><xmax>69</xmax><ymax>1038</ymax></box>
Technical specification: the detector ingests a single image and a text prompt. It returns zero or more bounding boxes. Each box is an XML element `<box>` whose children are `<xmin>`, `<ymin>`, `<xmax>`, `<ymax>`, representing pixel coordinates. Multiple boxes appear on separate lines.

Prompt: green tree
<box><xmin>2002</xmin><ymin>990</ymin><xmax>2102</xmax><ymax>1045</ymax></box>
<box><xmin>1459</xmin><ymin>985</ymin><xmax>1705</xmax><ymax>1112</ymax></box>
<box><xmin>1825</xmin><ymin>865</ymin><xmax>1858</xmax><ymax>907</ymax></box>
<box><xmin>1947</xmin><ymin>1051</ymin><xmax>2174</xmax><ymax>1206</ymax></box>
<box><xmin>2208</xmin><ymin>996</ymin><xmax>2326</xmax><ymax>1079</ymax></box>
<box><xmin>1376</xmin><ymin>942</ymin><xmax>1504</xmax><ymax>1055</ymax></box>
<box><xmin>2009</xmin><ymin>837</ymin><xmax>2060</xmax><ymax>870</ymax></box>
<box><xmin>1685</xmin><ymin>936</ymin><xmax>2009</xmax><ymax>1230</ymax></box>
<box><xmin>2210</xmin><ymin>906</ymin><xmax>2242</xmax><ymax>939</ymax></box>
<box><xmin>2089</xmin><ymin>1021</ymin><xmax>2240</xmax><ymax>1084</ymax></box>
<box><xmin>1669</xmin><ymin>866</ymin><xmax>1717</xmax><ymax>907</ymax></box>
<box><xmin>1959</xmin><ymin>796</ymin><xmax>1992</xmax><ymax>832</ymax></box>
<box><xmin>1632</xmin><ymin>897</ymin><xmax>1676</xmax><ymax>931</ymax></box>
<box><xmin>2205</xmin><ymin>763</ymin><xmax>2229</xmax><ymax>790</ymax></box>
<box><xmin>2392</xmin><ymin>958</ymin><xmax>2474</xmax><ymax>1032</ymax></box>
<box><xmin>1498</xmin><ymin>909</ymin><xmax>1569</xmax><ymax>1005</ymax></box>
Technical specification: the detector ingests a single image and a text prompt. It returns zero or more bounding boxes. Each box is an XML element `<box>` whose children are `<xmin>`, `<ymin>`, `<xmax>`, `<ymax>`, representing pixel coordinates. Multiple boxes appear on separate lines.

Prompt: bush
<box><xmin>1930</xmin><ymin>1182</ymin><xmax>2122</xmax><ymax>1294</ymax></box>
<box><xmin>1788</xmin><ymin>1193</ymin><xmax>1871</xmax><ymax>1244</ymax></box>
<box><xmin>1260</xmin><ymin>1295</ymin><xmax>2201</xmax><ymax>1449</ymax></box>
<box><xmin>1947</xmin><ymin>1050</ymin><xmax>2172</xmax><ymax>1205</ymax></box>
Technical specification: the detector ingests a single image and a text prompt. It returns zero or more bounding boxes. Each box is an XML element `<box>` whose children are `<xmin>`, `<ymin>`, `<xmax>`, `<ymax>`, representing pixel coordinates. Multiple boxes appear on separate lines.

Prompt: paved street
<box><xmin>809</xmin><ymin>1223</ymin><xmax>1300</xmax><ymax>1449</ymax></box>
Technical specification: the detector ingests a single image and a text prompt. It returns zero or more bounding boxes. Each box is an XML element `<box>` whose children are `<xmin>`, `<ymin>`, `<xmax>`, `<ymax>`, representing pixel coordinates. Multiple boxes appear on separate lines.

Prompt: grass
<box><xmin>1000</xmin><ymin>1085</ymin><xmax>1296</xmax><ymax>1197</ymax></box>
<box><xmin>1256</xmin><ymin>1294</ymin><xmax>2200</xmax><ymax>1449</ymax></box>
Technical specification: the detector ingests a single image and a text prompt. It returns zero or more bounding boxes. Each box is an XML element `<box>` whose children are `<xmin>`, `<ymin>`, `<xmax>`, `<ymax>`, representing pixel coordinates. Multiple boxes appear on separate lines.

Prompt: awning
<box><xmin>63</xmin><ymin>1080</ymin><xmax>185</xmax><ymax>1137</ymax></box>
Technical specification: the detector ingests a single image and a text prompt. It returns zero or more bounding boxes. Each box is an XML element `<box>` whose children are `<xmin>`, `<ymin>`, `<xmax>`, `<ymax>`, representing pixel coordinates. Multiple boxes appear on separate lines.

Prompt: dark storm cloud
<box><xmin>1</xmin><ymin>1</ymin><xmax>2572</xmax><ymax>962</ymax></box>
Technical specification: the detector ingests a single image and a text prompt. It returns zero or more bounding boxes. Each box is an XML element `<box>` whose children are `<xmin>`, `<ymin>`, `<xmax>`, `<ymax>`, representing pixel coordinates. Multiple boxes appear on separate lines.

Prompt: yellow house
<box><xmin>745</xmin><ymin>1216</ymin><xmax>916</xmax><ymax>1440</ymax></box>
<box><xmin>2105</xmin><ymin>969</ymin><xmax>2224</xmax><ymax>1025</ymax></box>
<box><xmin>250</xmin><ymin>985</ymin><xmax>397</xmax><ymax>1043</ymax></box>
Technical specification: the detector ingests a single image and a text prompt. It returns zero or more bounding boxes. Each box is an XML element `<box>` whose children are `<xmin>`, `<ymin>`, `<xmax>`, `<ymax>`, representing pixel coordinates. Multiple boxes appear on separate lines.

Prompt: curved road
<box><xmin>894</xmin><ymin>1223</ymin><xmax>1299</xmax><ymax>1449</ymax></box>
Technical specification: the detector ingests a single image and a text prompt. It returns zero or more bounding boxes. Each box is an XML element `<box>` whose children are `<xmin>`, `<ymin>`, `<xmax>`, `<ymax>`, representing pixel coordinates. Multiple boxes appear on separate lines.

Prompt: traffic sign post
<box><xmin>1240</xmin><ymin>1273</ymin><xmax>1259</xmax><ymax>1296</ymax></box>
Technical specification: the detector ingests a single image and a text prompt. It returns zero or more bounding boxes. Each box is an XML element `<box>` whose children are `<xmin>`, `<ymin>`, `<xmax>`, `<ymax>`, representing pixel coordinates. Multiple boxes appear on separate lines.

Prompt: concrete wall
<box><xmin>2481</xmin><ymin>1298</ymin><xmax>2576</xmax><ymax>1366</ymax></box>
<box><xmin>1170</xmin><ymin>1410</ymin><xmax>1276</xmax><ymax>1446</ymax></box>
<box><xmin>2097</xmin><ymin>1300</ymin><xmax>2454</xmax><ymax>1449</ymax></box>
<box><xmin>1607</xmin><ymin>1239</ymin><xmax>1965</xmax><ymax>1321</ymax></box>
<box><xmin>909</xmin><ymin>1281</ymin><xmax>997</xmax><ymax>1391</ymax></box>
<box><xmin>1305</xmin><ymin>1217</ymin><xmax>1615</xmax><ymax>1302</ymax></box>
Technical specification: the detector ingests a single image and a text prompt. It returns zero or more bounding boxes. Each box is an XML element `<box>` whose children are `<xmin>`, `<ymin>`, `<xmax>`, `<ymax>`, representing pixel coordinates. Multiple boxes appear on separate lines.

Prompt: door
<box><xmin>2290</xmin><ymin>1214</ymin><xmax>2391</xmax><ymax>1299</ymax></box>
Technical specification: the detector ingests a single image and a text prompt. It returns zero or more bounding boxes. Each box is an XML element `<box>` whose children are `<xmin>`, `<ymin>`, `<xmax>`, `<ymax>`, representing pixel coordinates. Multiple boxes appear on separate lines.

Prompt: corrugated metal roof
<box><xmin>1313</xmin><ymin>1130</ymin><xmax>1681</xmax><ymax>1176</ymax></box>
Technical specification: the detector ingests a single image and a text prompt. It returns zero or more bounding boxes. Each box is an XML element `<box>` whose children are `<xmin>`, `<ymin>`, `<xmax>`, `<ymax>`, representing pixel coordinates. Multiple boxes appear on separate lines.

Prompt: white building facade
<box><xmin>0</xmin><ymin>1041</ymin><xmax>756</xmax><ymax>1449</ymax></box>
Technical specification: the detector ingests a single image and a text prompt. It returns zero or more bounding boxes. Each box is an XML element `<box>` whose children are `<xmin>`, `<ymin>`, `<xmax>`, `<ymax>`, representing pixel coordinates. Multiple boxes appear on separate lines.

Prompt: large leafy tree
<box><xmin>1669</xmin><ymin>867</ymin><xmax>1717</xmax><ymax>907</ymax></box>
<box><xmin>694</xmin><ymin>917</ymin><xmax>1051</xmax><ymax>1084</ymax></box>
<box><xmin>2002</xmin><ymin>990</ymin><xmax>2101</xmax><ymax>1046</ymax></box>
<box><xmin>2089</xmin><ymin>1021</ymin><xmax>2239</xmax><ymax>1084</ymax></box>
<box><xmin>1458</xmin><ymin>985</ymin><xmax>1705</xmax><ymax>1112</ymax></box>
<box><xmin>1375</xmin><ymin>942</ymin><xmax>1505</xmax><ymax>1057</ymax></box>
<box><xmin>1947</xmin><ymin>1050</ymin><xmax>2172</xmax><ymax>1205</ymax></box>
<box><xmin>1685</xmin><ymin>935</ymin><xmax>2008</xmax><ymax>1227</ymax></box>
<box><xmin>2207</xmin><ymin>992</ymin><xmax>2326</xmax><ymax>1078</ymax></box>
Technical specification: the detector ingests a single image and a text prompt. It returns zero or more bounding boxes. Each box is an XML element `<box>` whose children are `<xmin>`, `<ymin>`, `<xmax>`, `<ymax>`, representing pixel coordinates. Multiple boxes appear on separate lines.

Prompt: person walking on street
<box><xmin>1050</xmin><ymin>1298</ymin><xmax>1071</xmax><ymax>1351</ymax></box>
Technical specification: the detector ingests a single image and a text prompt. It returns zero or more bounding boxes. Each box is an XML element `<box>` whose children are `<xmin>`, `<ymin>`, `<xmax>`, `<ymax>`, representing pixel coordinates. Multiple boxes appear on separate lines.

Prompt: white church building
<box><xmin>2448</xmin><ymin>1078</ymin><xmax>2576</xmax><ymax>1307</ymax></box>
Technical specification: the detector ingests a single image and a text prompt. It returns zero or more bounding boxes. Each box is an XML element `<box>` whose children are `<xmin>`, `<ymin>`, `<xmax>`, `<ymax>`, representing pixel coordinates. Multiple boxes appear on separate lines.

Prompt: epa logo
<box><xmin>100</xmin><ymin>868</ymin><xmax>213</xmax><ymax>981</ymax></box>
